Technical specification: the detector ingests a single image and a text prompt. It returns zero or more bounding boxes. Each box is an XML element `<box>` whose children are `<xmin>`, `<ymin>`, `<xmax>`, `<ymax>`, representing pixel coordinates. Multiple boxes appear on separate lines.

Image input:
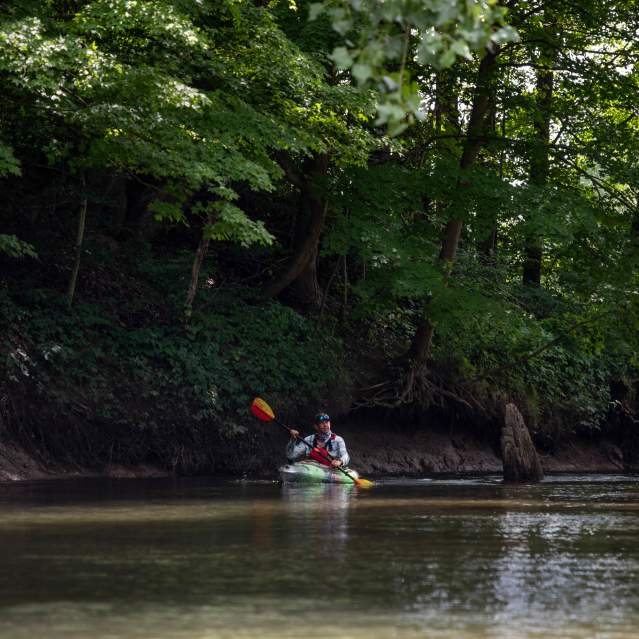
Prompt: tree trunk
<box><xmin>501</xmin><ymin>402</ymin><xmax>544</xmax><ymax>482</ymax></box>
<box><xmin>480</xmin><ymin>228</ymin><xmax>498</xmax><ymax>258</ymax></box>
<box><xmin>522</xmin><ymin>243</ymin><xmax>542</xmax><ymax>286</ymax></box>
<box><xmin>117</xmin><ymin>178</ymin><xmax>161</xmax><ymax>242</ymax></box>
<box><xmin>478</xmin><ymin>89</ymin><xmax>500</xmax><ymax>258</ymax></box>
<box><xmin>262</xmin><ymin>154</ymin><xmax>329</xmax><ymax>309</ymax></box>
<box><xmin>405</xmin><ymin>318</ymin><xmax>435</xmax><ymax>367</ymax></box>
<box><xmin>620</xmin><ymin>403</ymin><xmax>639</xmax><ymax>472</ymax></box>
<box><xmin>66</xmin><ymin>172</ymin><xmax>87</xmax><ymax>308</ymax></box>
<box><xmin>287</xmin><ymin>190</ymin><xmax>327</xmax><ymax>309</ymax></box>
<box><xmin>523</xmin><ymin>10</ymin><xmax>555</xmax><ymax>287</ymax></box>
<box><xmin>406</xmin><ymin>47</ymin><xmax>500</xmax><ymax>373</ymax></box>
<box><xmin>185</xmin><ymin>213</ymin><xmax>214</xmax><ymax>315</ymax></box>
<box><xmin>290</xmin><ymin>247</ymin><xmax>322</xmax><ymax>308</ymax></box>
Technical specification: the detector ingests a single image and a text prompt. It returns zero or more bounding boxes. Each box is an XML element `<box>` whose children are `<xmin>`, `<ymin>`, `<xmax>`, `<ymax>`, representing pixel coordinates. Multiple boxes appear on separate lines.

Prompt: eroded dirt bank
<box><xmin>0</xmin><ymin>420</ymin><xmax>625</xmax><ymax>482</ymax></box>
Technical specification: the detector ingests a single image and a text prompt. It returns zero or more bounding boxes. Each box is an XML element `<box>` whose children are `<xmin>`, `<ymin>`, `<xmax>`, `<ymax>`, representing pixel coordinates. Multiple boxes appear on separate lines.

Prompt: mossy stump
<box><xmin>501</xmin><ymin>402</ymin><xmax>544</xmax><ymax>482</ymax></box>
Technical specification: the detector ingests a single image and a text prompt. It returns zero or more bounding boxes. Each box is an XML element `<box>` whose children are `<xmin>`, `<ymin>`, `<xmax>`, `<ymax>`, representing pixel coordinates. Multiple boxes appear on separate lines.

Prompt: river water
<box><xmin>0</xmin><ymin>474</ymin><xmax>638</xmax><ymax>638</ymax></box>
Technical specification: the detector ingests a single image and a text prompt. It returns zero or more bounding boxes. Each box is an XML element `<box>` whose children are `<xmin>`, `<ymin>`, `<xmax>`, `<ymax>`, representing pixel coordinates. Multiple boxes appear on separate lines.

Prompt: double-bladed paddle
<box><xmin>250</xmin><ymin>397</ymin><xmax>373</xmax><ymax>488</ymax></box>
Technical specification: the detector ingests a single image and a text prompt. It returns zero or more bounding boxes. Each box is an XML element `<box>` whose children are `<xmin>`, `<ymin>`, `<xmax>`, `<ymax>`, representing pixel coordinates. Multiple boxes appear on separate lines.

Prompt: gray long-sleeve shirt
<box><xmin>285</xmin><ymin>434</ymin><xmax>350</xmax><ymax>466</ymax></box>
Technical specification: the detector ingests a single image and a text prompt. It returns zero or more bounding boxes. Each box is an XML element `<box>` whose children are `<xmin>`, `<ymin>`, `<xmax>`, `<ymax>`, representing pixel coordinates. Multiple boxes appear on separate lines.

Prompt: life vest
<box><xmin>308</xmin><ymin>433</ymin><xmax>337</xmax><ymax>467</ymax></box>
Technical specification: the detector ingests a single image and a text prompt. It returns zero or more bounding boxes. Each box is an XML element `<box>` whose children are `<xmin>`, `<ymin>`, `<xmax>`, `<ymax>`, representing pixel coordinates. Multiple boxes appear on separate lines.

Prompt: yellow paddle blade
<box><xmin>251</xmin><ymin>397</ymin><xmax>275</xmax><ymax>422</ymax></box>
<box><xmin>355</xmin><ymin>478</ymin><xmax>374</xmax><ymax>489</ymax></box>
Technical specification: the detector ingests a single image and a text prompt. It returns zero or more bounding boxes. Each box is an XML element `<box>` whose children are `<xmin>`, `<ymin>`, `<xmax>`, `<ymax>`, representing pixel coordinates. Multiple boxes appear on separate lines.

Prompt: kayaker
<box><xmin>286</xmin><ymin>412</ymin><xmax>350</xmax><ymax>468</ymax></box>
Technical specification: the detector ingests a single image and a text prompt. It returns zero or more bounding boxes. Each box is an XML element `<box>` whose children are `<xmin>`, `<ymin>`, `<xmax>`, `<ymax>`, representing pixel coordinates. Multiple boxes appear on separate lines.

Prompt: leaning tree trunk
<box><xmin>501</xmin><ymin>402</ymin><xmax>544</xmax><ymax>482</ymax></box>
<box><xmin>66</xmin><ymin>171</ymin><xmax>88</xmax><ymax>308</ymax></box>
<box><xmin>184</xmin><ymin>213</ymin><xmax>215</xmax><ymax>316</ymax></box>
<box><xmin>477</xmin><ymin>88</ymin><xmax>499</xmax><ymax>259</ymax></box>
<box><xmin>262</xmin><ymin>154</ymin><xmax>329</xmax><ymax>310</ymax></box>
<box><xmin>288</xmin><ymin>198</ymin><xmax>327</xmax><ymax>308</ymax></box>
<box><xmin>523</xmin><ymin>8</ymin><xmax>555</xmax><ymax>287</ymax></box>
<box><xmin>403</xmin><ymin>47</ymin><xmax>500</xmax><ymax>380</ymax></box>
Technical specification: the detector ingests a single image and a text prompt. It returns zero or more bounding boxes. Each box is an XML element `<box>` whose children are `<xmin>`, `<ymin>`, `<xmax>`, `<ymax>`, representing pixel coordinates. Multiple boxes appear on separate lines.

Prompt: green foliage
<box><xmin>0</xmin><ymin>0</ymin><xmax>371</xmax><ymax>249</ymax></box>
<box><xmin>312</xmin><ymin>0</ymin><xmax>519</xmax><ymax>131</ymax></box>
<box><xmin>0</xmin><ymin>142</ymin><xmax>20</xmax><ymax>176</ymax></box>
<box><xmin>0</xmin><ymin>286</ymin><xmax>345</xmax><ymax>428</ymax></box>
<box><xmin>432</xmin><ymin>294</ymin><xmax>615</xmax><ymax>435</ymax></box>
<box><xmin>201</xmin><ymin>202</ymin><xmax>274</xmax><ymax>248</ymax></box>
<box><xmin>0</xmin><ymin>235</ymin><xmax>37</xmax><ymax>259</ymax></box>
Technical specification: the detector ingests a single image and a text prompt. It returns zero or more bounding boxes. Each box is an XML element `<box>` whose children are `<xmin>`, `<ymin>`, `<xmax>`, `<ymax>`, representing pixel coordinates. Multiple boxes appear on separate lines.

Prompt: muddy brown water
<box><xmin>0</xmin><ymin>474</ymin><xmax>638</xmax><ymax>638</ymax></box>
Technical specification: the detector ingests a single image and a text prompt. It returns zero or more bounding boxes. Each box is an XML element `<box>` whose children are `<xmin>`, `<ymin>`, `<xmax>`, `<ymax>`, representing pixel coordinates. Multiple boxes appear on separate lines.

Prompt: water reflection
<box><xmin>281</xmin><ymin>482</ymin><xmax>355</xmax><ymax>512</ymax></box>
<box><xmin>0</xmin><ymin>476</ymin><xmax>639</xmax><ymax>638</ymax></box>
<box><xmin>248</xmin><ymin>483</ymin><xmax>355</xmax><ymax>552</ymax></box>
<box><xmin>281</xmin><ymin>483</ymin><xmax>355</xmax><ymax>556</ymax></box>
<box><xmin>490</xmin><ymin>507</ymin><xmax>639</xmax><ymax>636</ymax></box>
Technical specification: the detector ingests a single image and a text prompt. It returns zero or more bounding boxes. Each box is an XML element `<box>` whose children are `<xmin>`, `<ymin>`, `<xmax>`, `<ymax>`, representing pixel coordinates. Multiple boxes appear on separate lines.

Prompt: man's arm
<box><xmin>285</xmin><ymin>433</ymin><xmax>311</xmax><ymax>462</ymax></box>
<box><xmin>334</xmin><ymin>436</ymin><xmax>350</xmax><ymax>466</ymax></box>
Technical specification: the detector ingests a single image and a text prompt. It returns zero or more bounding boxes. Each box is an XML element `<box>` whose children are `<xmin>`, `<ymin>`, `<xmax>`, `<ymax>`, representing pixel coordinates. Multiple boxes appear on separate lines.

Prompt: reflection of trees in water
<box><xmin>246</xmin><ymin>481</ymin><xmax>639</xmax><ymax>633</ymax></box>
<box><xmin>250</xmin><ymin>499</ymin><xmax>275</xmax><ymax>550</ymax></box>
<box><xmin>491</xmin><ymin>508</ymin><xmax>639</xmax><ymax>631</ymax></box>
<box><xmin>492</xmin><ymin>511</ymin><xmax>544</xmax><ymax>623</ymax></box>
<box><xmin>385</xmin><ymin>514</ymin><xmax>504</xmax><ymax>616</ymax></box>
<box><xmin>281</xmin><ymin>483</ymin><xmax>355</xmax><ymax>559</ymax></box>
<box><xmin>490</xmin><ymin>510</ymin><xmax>601</xmax><ymax>624</ymax></box>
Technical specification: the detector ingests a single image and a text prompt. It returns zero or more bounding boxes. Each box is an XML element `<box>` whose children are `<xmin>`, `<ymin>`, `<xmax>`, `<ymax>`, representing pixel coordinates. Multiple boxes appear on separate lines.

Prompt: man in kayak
<box><xmin>286</xmin><ymin>412</ymin><xmax>350</xmax><ymax>468</ymax></box>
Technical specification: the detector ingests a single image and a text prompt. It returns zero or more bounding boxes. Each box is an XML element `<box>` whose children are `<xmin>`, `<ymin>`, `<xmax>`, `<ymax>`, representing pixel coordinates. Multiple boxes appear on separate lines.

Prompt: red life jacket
<box><xmin>308</xmin><ymin>433</ymin><xmax>337</xmax><ymax>467</ymax></box>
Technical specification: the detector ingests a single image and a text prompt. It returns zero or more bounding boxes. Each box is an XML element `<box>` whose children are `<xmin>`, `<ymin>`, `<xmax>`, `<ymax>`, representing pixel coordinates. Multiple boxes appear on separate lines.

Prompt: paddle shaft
<box><xmin>276</xmin><ymin>419</ymin><xmax>360</xmax><ymax>485</ymax></box>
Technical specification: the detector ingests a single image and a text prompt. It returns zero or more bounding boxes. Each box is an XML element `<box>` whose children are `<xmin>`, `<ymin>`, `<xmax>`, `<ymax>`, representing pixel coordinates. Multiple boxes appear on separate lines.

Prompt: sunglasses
<box><xmin>315</xmin><ymin>414</ymin><xmax>330</xmax><ymax>423</ymax></box>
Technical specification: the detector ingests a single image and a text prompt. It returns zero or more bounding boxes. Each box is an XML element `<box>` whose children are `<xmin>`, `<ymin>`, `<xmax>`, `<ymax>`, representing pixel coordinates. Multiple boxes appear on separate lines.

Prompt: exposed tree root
<box><xmin>354</xmin><ymin>362</ymin><xmax>487</xmax><ymax>416</ymax></box>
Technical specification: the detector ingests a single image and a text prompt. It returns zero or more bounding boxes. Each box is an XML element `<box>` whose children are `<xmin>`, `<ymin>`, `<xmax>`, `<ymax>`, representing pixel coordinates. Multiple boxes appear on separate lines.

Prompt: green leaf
<box><xmin>308</xmin><ymin>3</ymin><xmax>324</xmax><ymax>21</ymax></box>
<box><xmin>351</xmin><ymin>63</ymin><xmax>372</xmax><ymax>84</ymax></box>
<box><xmin>0</xmin><ymin>234</ymin><xmax>37</xmax><ymax>259</ymax></box>
<box><xmin>330</xmin><ymin>46</ymin><xmax>354</xmax><ymax>69</ymax></box>
<box><xmin>0</xmin><ymin>142</ymin><xmax>20</xmax><ymax>176</ymax></box>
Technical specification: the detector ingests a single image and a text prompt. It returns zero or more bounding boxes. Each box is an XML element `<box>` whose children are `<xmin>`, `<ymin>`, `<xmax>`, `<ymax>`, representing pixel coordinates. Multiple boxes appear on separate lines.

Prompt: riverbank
<box><xmin>2</xmin><ymin>241</ymin><xmax>636</xmax><ymax>485</ymax></box>
<box><xmin>0</xmin><ymin>420</ymin><xmax>624</xmax><ymax>482</ymax></box>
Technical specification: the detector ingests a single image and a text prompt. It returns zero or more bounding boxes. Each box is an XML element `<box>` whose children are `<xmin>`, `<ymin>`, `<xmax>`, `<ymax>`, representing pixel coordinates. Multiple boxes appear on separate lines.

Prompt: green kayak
<box><xmin>279</xmin><ymin>460</ymin><xmax>360</xmax><ymax>484</ymax></box>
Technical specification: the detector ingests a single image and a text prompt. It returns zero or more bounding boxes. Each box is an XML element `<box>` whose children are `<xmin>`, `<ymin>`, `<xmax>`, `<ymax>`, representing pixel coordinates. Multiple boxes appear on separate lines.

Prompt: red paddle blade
<box><xmin>251</xmin><ymin>397</ymin><xmax>275</xmax><ymax>422</ymax></box>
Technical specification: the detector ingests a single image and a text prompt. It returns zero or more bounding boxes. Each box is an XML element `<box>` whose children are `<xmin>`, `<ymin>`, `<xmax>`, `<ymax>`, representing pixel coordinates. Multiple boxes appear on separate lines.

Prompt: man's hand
<box><xmin>289</xmin><ymin>429</ymin><xmax>300</xmax><ymax>440</ymax></box>
<box><xmin>331</xmin><ymin>459</ymin><xmax>343</xmax><ymax>467</ymax></box>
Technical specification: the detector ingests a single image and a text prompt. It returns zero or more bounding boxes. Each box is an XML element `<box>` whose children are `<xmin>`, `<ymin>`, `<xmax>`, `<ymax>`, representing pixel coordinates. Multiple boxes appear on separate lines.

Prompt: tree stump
<box><xmin>619</xmin><ymin>402</ymin><xmax>639</xmax><ymax>472</ymax></box>
<box><xmin>501</xmin><ymin>402</ymin><xmax>544</xmax><ymax>482</ymax></box>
